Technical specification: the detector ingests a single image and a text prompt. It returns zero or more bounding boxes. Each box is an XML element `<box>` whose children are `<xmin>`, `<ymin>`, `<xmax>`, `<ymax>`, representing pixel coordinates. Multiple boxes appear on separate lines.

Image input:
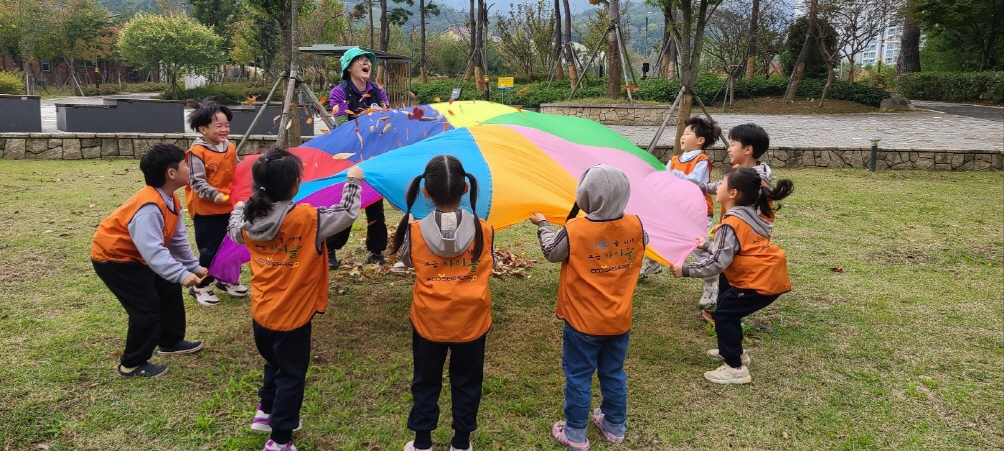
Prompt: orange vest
<box><xmin>91</xmin><ymin>186</ymin><xmax>180</xmax><ymax>264</ymax></box>
<box><xmin>410</xmin><ymin>219</ymin><xmax>495</xmax><ymax>343</ymax></box>
<box><xmin>185</xmin><ymin>141</ymin><xmax>236</xmax><ymax>218</ymax></box>
<box><xmin>671</xmin><ymin>153</ymin><xmax>713</xmax><ymax>215</ymax></box>
<box><xmin>557</xmin><ymin>215</ymin><xmax>643</xmax><ymax>336</ymax></box>
<box><xmin>718</xmin><ymin>215</ymin><xmax>791</xmax><ymax>296</ymax></box>
<box><xmin>243</xmin><ymin>205</ymin><xmax>327</xmax><ymax>331</ymax></box>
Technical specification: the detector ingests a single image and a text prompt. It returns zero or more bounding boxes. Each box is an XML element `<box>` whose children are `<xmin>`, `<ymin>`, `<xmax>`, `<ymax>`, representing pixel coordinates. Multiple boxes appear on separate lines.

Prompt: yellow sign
<box><xmin>498</xmin><ymin>77</ymin><xmax>514</xmax><ymax>89</ymax></box>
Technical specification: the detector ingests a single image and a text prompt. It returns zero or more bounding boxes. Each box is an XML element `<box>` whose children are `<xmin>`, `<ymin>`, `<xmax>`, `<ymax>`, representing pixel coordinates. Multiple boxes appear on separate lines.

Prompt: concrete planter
<box><xmin>56</xmin><ymin>97</ymin><xmax>185</xmax><ymax>133</ymax></box>
<box><xmin>0</xmin><ymin>94</ymin><xmax>42</xmax><ymax>132</ymax></box>
<box><xmin>230</xmin><ymin>105</ymin><xmax>314</xmax><ymax>135</ymax></box>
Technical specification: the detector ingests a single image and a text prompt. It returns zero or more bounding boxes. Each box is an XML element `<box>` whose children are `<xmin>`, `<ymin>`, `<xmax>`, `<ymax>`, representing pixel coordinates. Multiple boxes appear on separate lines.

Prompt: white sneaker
<box><xmin>215</xmin><ymin>281</ymin><xmax>249</xmax><ymax>297</ymax></box>
<box><xmin>391</xmin><ymin>262</ymin><xmax>409</xmax><ymax>274</ymax></box>
<box><xmin>698</xmin><ymin>281</ymin><xmax>718</xmax><ymax>310</ymax></box>
<box><xmin>250</xmin><ymin>404</ymin><xmax>302</xmax><ymax>433</ymax></box>
<box><xmin>403</xmin><ymin>441</ymin><xmax>431</xmax><ymax>451</ymax></box>
<box><xmin>450</xmin><ymin>446</ymin><xmax>473</xmax><ymax>451</ymax></box>
<box><xmin>189</xmin><ymin>286</ymin><xmax>220</xmax><ymax>306</ymax></box>
<box><xmin>704</xmin><ymin>364</ymin><xmax>752</xmax><ymax>384</ymax></box>
<box><xmin>638</xmin><ymin>257</ymin><xmax>663</xmax><ymax>278</ymax></box>
<box><xmin>706</xmin><ymin>348</ymin><xmax>751</xmax><ymax>366</ymax></box>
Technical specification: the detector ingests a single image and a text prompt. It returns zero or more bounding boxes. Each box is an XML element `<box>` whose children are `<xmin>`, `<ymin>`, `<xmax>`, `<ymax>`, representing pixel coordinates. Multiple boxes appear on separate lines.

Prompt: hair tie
<box><xmin>259</xmin><ymin>186</ymin><xmax>266</xmax><ymax>192</ymax></box>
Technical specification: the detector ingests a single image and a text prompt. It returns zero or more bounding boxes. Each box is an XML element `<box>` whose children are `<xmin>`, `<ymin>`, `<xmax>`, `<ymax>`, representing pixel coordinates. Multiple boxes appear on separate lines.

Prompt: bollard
<box><xmin>869</xmin><ymin>139</ymin><xmax>880</xmax><ymax>172</ymax></box>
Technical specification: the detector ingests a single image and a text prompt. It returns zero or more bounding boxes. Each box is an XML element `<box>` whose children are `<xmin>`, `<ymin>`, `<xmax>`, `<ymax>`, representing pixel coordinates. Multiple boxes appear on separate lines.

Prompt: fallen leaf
<box><xmin>622</xmin><ymin>84</ymin><xmax>640</xmax><ymax>91</ymax></box>
<box><xmin>516</xmin><ymin>86</ymin><xmax>531</xmax><ymax>95</ymax></box>
<box><xmin>397</xmin><ymin>141</ymin><xmax>402</xmax><ymax>147</ymax></box>
<box><xmin>109</xmin><ymin>350</ymin><xmax>123</xmax><ymax>356</ymax></box>
<box><xmin>331</xmin><ymin>153</ymin><xmax>355</xmax><ymax>159</ymax></box>
<box><xmin>319</xmin><ymin>95</ymin><xmax>328</xmax><ymax>105</ymax></box>
<box><xmin>409</xmin><ymin>91</ymin><xmax>417</xmax><ymax>100</ymax></box>
<box><xmin>87</xmin><ymin>204</ymin><xmax>95</xmax><ymax>208</ymax></box>
<box><xmin>245</xmin><ymin>95</ymin><xmax>258</xmax><ymax>105</ymax></box>
<box><xmin>306</xmin><ymin>117</ymin><xmax>313</xmax><ymax>124</ymax></box>
<box><xmin>320</xmin><ymin>129</ymin><xmax>330</xmax><ymax>134</ymax></box>
<box><xmin>369</xmin><ymin>125</ymin><xmax>376</xmax><ymax>132</ymax></box>
<box><xmin>782</xmin><ymin>431</ymin><xmax>790</xmax><ymax>439</ymax></box>
<box><xmin>381</xmin><ymin>123</ymin><xmax>392</xmax><ymax>135</ymax></box>
<box><xmin>434</xmin><ymin>96</ymin><xmax>441</xmax><ymax>102</ymax></box>
<box><xmin>448</xmin><ymin>109</ymin><xmax>455</xmax><ymax>116</ymax></box>
<box><xmin>380</xmin><ymin>116</ymin><xmax>390</xmax><ymax>122</ymax></box>
<box><xmin>449</xmin><ymin>98</ymin><xmax>455</xmax><ymax>104</ymax></box>
<box><xmin>355</xmin><ymin>130</ymin><xmax>364</xmax><ymax>148</ymax></box>
<box><xmin>361</xmin><ymin>93</ymin><xmax>371</xmax><ymax>99</ymax></box>
<box><xmin>829</xmin><ymin>267</ymin><xmax>844</xmax><ymax>272</ymax></box>
<box><xmin>285</xmin><ymin>119</ymin><xmax>293</xmax><ymax>130</ymax></box>
<box><xmin>515</xmin><ymin>106</ymin><xmax>526</xmax><ymax>117</ymax></box>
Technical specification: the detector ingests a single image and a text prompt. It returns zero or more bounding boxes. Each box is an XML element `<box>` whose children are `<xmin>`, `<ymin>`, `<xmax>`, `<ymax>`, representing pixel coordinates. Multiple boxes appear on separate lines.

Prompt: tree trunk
<box><xmin>783</xmin><ymin>0</ymin><xmax>816</xmax><ymax>102</ymax></box>
<box><xmin>745</xmin><ymin>0</ymin><xmax>759</xmax><ymax>79</ymax></box>
<box><xmin>897</xmin><ymin>6</ymin><xmax>921</xmax><ymax>75</ymax></box>
<box><xmin>819</xmin><ymin>61</ymin><xmax>834</xmax><ymax>107</ymax></box>
<box><xmin>464</xmin><ymin>0</ymin><xmax>475</xmax><ymax>80</ymax></box>
<box><xmin>606</xmin><ymin>0</ymin><xmax>622</xmax><ymax>99</ymax></box>
<box><xmin>380</xmin><ymin>0</ymin><xmax>389</xmax><ymax>52</ymax></box>
<box><xmin>674</xmin><ymin>92</ymin><xmax>693</xmax><ymax>155</ymax></box>
<box><xmin>421</xmin><ymin>0</ymin><xmax>428</xmax><ymax>83</ymax></box>
<box><xmin>848</xmin><ymin>51</ymin><xmax>857</xmax><ymax>83</ymax></box>
<box><xmin>368</xmin><ymin>0</ymin><xmax>375</xmax><ymax>48</ymax></box>
<box><xmin>552</xmin><ymin>0</ymin><xmax>564</xmax><ymax>81</ymax></box>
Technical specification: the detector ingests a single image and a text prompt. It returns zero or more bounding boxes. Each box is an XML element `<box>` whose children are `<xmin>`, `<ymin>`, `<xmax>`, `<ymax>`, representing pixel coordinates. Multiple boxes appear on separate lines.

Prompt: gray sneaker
<box><xmin>638</xmin><ymin>257</ymin><xmax>664</xmax><ymax>278</ymax></box>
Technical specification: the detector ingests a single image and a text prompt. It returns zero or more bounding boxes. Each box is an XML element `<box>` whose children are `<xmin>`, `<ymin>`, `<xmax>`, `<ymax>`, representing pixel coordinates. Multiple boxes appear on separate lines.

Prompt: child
<box><xmin>530</xmin><ymin>164</ymin><xmax>647</xmax><ymax>451</ymax></box>
<box><xmin>389</xmin><ymin>155</ymin><xmax>494</xmax><ymax>451</ymax></box>
<box><xmin>327</xmin><ymin>46</ymin><xmax>390</xmax><ymax>269</ymax></box>
<box><xmin>670</xmin><ymin>167</ymin><xmax>794</xmax><ymax>384</ymax></box>
<box><xmin>227</xmin><ymin>148</ymin><xmax>363</xmax><ymax>451</ymax></box>
<box><xmin>185</xmin><ymin>99</ymin><xmax>247</xmax><ymax>306</ymax></box>
<box><xmin>91</xmin><ymin>143</ymin><xmax>207</xmax><ymax>378</ymax></box>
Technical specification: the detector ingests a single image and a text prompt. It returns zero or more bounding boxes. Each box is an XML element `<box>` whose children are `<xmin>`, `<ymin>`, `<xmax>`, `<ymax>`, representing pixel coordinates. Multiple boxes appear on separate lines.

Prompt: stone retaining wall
<box><xmin>655</xmin><ymin>146</ymin><xmax>1002</xmax><ymax>170</ymax></box>
<box><xmin>540</xmin><ymin>103</ymin><xmax>670</xmax><ymax>125</ymax></box>
<box><xmin>0</xmin><ymin>133</ymin><xmax>289</xmax><ymax>160</ymax></box>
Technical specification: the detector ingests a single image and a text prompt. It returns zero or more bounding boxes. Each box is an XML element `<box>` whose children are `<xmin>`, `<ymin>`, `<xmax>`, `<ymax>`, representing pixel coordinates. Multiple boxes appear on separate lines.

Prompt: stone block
<box><xmin>119</xmin><ymin>139</ymin><xmax>134</xmax><ymax>157</ymax></box>
<box><xmin>95</xmin><ymin>133</ymin><xmax>116</xmax><ymax>139</ymax></box>
<box><xmin>908</xmin><ymin>152</ymin><xmax>918</xmax><ymax>162</ymax></box>
<box><xmin>80</xmin><ymin>138</ymin><xmax>100</xmax><ymax>148</ymax></box>
<box><xmin>884</xmin><ymin>152</ymin><xmax>903</xmax><ymax>166</ymax></box>
<box><xmin>4</xmin><ymin>138</ymin><xmax>25</xmax><ymax>159</ymax></box>
<box><xmin>879</xmin><ymin>98</ymin><xmax>915</xmax><ymax>112</ymax></box>
<box><xmin>935</xmin><ymin>153</ymin><xmax>952</xmax><ymax>164</ymax></box>
<box><xmin>951</xmin><ymin>153</ymin><xmax>965</xmax><ymax>169</ymax></box>
<box><xmin>958</xmin><ymin>159</ymin><xmax>975</xmax><ymax>170</ymax></box>
<box><xmin>934</xmin><ymin>163</ymin><xmax>951</xmax><ymax>170</ymax></box>
<box><xmin>802</xmin><ymin>150</ymin><xmax>816</xmax><ymax>167</ymax></box>
<box><xmin>817</xmin><ymin>150</ymin><xmax>832</xmax><ymax>167</ymax></box>
<box><xmin>974</xmin><ymin>155</ymin><xmax>992</xmax><ymax>170</ymax></box>
<box><xmin>992</xmin><ymin>154</ymin><xmax>1003</xmax><ymax>169</ymax></box>
<box><xmin>63</xmin><ymin>139</ymin><xmax>81</xmax><ymax>160</ymax></box>
<box><xmin>848</xmin><ymin>151</ymin><xmax>865</xmax><ymax>168</ymax></box>
<box><xmin>26</xmin><ymin>138</ymin><xmax>47</xmax><ymax>156</ymax></box>
<box><xmin>891</xmin><ymin>156</ymin><xmax>912</xmax><ymax>169</ymax></box>
<box><xmin>915</xmin><ymin>156</ymin><xmax>935</xmax><ymax>170</ymax></box>
<box><xmin>101</xmin><ymin>138</ymin><xmax>119</xmax><ymax>157</ymax></box>
<box><xmin>48</xmin><ymin>139</ymin><xmax>61</xmax><ymax>149</ymax></box>
<box><xmin>774</xmin><ymin>149</ymin><xmax>789</xmax><ymax>161</ymax></box>
<box><xmin>82</xmin><ymin>146</ymin><xmax>101</xmax><ymax>159</ymax></box>
<box><xmin>827</xmin><ymin>150</ymin><xmax>844</xmax><ymax>168</ymax></box>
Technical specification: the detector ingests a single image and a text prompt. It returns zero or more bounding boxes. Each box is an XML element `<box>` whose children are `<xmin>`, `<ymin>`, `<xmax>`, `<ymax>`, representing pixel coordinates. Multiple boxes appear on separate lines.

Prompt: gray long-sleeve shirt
<box><xmin>128</xmin><ymin>189</ymin><xmax>201</xmax><ymax>284</ymax></box>
<box><xmin>227</xmin><ymin>178</ymin><xmax>362</xmax><ymax>251</ymax></box>
<box><xmin>682</xmin><ymin>205</ymin><xmax>772</xmax><ymax>279</ymax></box>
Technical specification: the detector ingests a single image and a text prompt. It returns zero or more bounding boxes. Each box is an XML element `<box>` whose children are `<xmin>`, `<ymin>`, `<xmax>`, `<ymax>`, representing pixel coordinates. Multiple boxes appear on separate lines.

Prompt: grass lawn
<box><xmin>0</xmin><ymin>161</ymin><xmax>1001</xmax><ymax>451</ymax></box>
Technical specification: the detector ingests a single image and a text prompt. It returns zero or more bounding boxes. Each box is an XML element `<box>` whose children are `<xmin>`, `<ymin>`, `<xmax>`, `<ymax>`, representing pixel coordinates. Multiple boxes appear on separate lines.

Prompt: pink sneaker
<box><xmin>591</xmin><ymin>408</ymin><xmax>625</xmax><ymax>443</ymax></box>
<box><xmin>552</xmin><ymin>420</ymin><xmax>590</xmax><ymax>451</ymax></box>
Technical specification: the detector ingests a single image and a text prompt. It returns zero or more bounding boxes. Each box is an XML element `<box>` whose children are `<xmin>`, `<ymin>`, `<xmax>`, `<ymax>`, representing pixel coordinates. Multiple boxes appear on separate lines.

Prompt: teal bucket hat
<box><xmin>340</xmin><ymin>47</ymin><xmax>377</xmax><ymax>80</ymax></box>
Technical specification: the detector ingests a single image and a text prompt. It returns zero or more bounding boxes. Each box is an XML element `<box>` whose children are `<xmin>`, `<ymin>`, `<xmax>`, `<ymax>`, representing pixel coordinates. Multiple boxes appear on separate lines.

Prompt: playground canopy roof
<box><xmin>297</xmin><ymin>45</ymin><xmax>411</xmax><ymax>61</ymax></box>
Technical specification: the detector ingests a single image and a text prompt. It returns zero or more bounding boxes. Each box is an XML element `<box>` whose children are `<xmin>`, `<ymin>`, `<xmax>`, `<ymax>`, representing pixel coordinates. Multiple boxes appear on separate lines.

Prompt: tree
<box><xmin>912</xmin><ymin>0</ymin><xmax>1004</xmax><ymax>71</ymax></box>
<box><xmin>117</xmin><ymin>13</ymin><xmax>224</xmax><ymax>98</ymax></box>
<box><xmin>244</xmin><ymin>0</ymin><xmax>309</xmax><ymax>76</ymax></box>
<box><xmin>665</xmin><ymin>0</ymin><xmax>722</xmax><ymax>152</ymax></box>
<box><xmin>814</xmin><ymin>0</ymin><xmax>891</xmax><ymax>106</ymax></box>
<box><xmin>592</xmin><ymin>0</ymin><xmax>624</xmax><ymax>99</ymax></box>
<box><xmin>188</xmin><ymin>0</ymin><xmax>239</xmax><ymax>56</ymax></box>
<box><xmin>51</xmin><ymin>0</ymin><xmax>111</xmax><ymax>95</ymax></box>
<box><xmin>551</xmin><ymin>0</ymin><xmax>564</xmax><ymax>81</ymax></box>
<box><xmin>390</xmin><ymin>0</ymin><xmax>440</xmax><ymax>82</ymax></box>
<box><xmin>896</xmin><ymin>0</ymin><xmax>921</xmax><ymax>75</ymax></box>
<box><xmin>745</xmin><ymin>0</ymin><xmax>759</xmax><ymax>78</ymax></box>
<box><xmin>495</xmin><ymin>2</ymin><xmax>542</xmax><ymax>75</ymax></box>
<box><xmin>0</xmin><ymin>0</ymin><xmax>53</xmax><ymax>93</ymax></box>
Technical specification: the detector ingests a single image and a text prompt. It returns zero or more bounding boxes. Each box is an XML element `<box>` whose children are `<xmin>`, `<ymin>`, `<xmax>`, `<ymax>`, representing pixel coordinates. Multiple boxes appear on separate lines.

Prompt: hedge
<box><xmin>897</xmin><ymin>72</ymin><xmax>1004</xmax><ymax>104</ymax></box>
<box><xmin>0</xmin><ymin>70</ymin><xmax>25</xmax><ymax>95</ymax></box>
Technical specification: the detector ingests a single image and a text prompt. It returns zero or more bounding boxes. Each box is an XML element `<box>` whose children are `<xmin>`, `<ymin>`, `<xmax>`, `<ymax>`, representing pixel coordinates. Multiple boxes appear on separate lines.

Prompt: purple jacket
<box><xmin>329</xmin><ymin>80</ymin><xmax>389</xmax><ymax>117</ymax></box>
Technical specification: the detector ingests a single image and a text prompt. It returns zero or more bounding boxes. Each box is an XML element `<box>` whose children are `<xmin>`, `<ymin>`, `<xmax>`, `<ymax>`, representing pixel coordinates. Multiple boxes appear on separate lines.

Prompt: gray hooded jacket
<box><xmin>227</xmin><ymin>178</ymin><xmax>362</xmax><ymax>250</ymax></box>
<box><xmin>536</xmin><ymin>164</ymin><xmax>648</xmax><ymax>262</ymax></box>
<box><xmin>682</xmin><ymin>205</ymin><xmax>772</xmax><ymax>279</ymax></box>
<box><xmin>398</xmin><ymin>209</ymin><xmax>492</xmax><ymax>267</ymax></box>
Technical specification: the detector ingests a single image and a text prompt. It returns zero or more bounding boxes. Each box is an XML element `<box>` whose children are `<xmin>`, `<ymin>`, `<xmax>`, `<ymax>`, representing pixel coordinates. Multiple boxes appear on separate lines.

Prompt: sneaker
<box><xmin>638</xmin><ymin>258</ymin><xmax>663</xmax><ymax>279</ymax></box>
<box><xmin>450</xmin><ymin>446</ymin><xmax>472</xmax><ymax>451</ymax></box>
<box><xmin>403</xmin><ymin>441</ymin><xmax>431</xmax><ymax>451</ymax></box>
<box><xmin>698</xmin><ymin>281</ymin><xmax>718</xmax><ymax>310</ymax></box>
<box><xmin>327</xmin><ymin>249</ymin><xmax>339</xmax><ymax>270</ymax></box>
<box><xmin>262</xmin><ymin>440</ymin><xmax>297</xmax><ymax>451</ymax></box>
<box><xmin>158</xmin><ymin>340</ymin><xmax>204</xmax><ymax>355</ymax></box>
<box><xmin>707</xmin><ymin>348</ymin><xmax>751</xmax><ymax>366</ymax></box>
<box><xmin>391</xmin><ymin>261</ymin><xmax>409</xmax><ymax>273</ymax></box>
<box><xmin>700</xmin><ymin>309</ymin><xmax>715</xmax><ymax>326</ymax></box>
<box><xmin>215</xmin><ymin>281</ymin><xmax>248</xmax><ymax>297</ymax></box>
<box><xmin>189</xmin><ymin>286</ymin><xmax>220</xmax><ymax>306</ymax></box>
<box><xmin>703</xmin><ymin>364</ymin><xmax>752</xmax><ymax>384</ymax></box>
<box><xmin>250</xmin><ymin>404</ymin><xmax>302</xmax><ymax>433</ymax></box>
<box><xmin>552</xmin><ymin>420</ymin><xmax>590</xmax><ymax>451</ymax></box>
<box><xmin>117</xmin><ymin>362</ymin><xmax>167</xmax><ymax>378</ymax></box>
<box><xmin>366</xmin><ymin>252</ymin><xmax>388</xmax><ymax>266</ymax></box>
<box><xmin>590</xmin><ymin>408</ymin><xmax>625</xmax><ymax>443</ymax></box>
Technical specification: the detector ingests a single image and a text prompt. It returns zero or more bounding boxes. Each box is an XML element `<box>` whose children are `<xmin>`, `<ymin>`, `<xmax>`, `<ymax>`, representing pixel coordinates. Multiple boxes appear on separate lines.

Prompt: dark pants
<box><xmin>92</xmin><ymin>260</ymin><xmax>186</xmax><ymax>368</ymax></box>
<box><xmin>254</xmin><ymin>320</ymin><xmax>312</xmax><ymax>444</ymax></box>
<box><xmin>407</xmin><ymin>328</ymin><xmax>486</xmax><ymax>435</ymax></box>
<box><xmin>193</xmin><ymin>213</ymin><xmax>230</xmax><ymax>287</ymax></box>
<box><xmin>325</xmin><ymin>200</ymin><xmax>387</xmax><ymax>254</ymax></box>
<box><xmin>713</xmin><ymin>274</ymin><xmax>780</xmax><ymax>368</ymax></box>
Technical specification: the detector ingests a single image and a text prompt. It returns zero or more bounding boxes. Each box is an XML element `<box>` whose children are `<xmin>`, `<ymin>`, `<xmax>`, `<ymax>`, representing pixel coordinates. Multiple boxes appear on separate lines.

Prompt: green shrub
<box><xmin>897</xmin><ymin>72</ymin><xmax>1004</xmax><ymax>104</ymax></box>
<box><xmin>120</xmin><ymin>82</ymin><xmax>169</xmax><ymax>93</ymax></box>
<box><xmin>795</xmin><ymin>78</ymin><xmax>891</xmax><ymax>106</ymax></box>
<box><xmin>0</xmin><ymin>70</ymin><xmax>25</xmax><ymax>95</ymax></box>
<box><xmin>165</xmin><ymin>82</ymin><xmax>273</xmax><ymax>105</ymax></box>
<box><xmin>79</xmin><ymin>85</ymin><xmax>120</xmax><ymax>96</ymax></box>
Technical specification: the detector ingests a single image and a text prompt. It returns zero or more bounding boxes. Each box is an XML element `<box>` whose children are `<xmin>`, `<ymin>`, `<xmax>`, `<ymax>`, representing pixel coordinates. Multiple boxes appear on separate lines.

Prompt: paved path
<box><xmin>38</xmin><ymin>96</ymin><xmax>1003</xmax><ymax>152</ymax></box>
<box><xmin>610</xmin><ymin>112</ymin><xmax>1003</xmax><ymax>152</ymax></box>
<box><xmin>913</xmin><ymin>101</ymin><xmax>1004</xmax><ymax>123</ymax></box>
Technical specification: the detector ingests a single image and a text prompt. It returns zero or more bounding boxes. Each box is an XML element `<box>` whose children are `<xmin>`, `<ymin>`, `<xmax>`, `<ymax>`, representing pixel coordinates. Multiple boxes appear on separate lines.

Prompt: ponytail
<box><xmin>466</xmin><ymin>172</ymin><xmax>485</xmax><ymax>259</ymax></box>
<box><xmin>756</xmin><ymin>179</ymin><xmax>794</xmax><ymax>219</ymax></box>
<box><xmin>565</xmin><ymin>202</ymin><xmax>581</xmax><ymax>221</ymax></box>
<box><xmin>243</xmin><ymin>186</ymin><xmax>275</xmax><ymax>223</ymax></box>
<box><xmin>389</xmin><ymin>175</ymin><xmax>424</xmax><ymax>255</ymax></box>
<box><xmin>243</xmin><ymin>148</ymin><xmax>302</xmax><ymax>223</ymax></box>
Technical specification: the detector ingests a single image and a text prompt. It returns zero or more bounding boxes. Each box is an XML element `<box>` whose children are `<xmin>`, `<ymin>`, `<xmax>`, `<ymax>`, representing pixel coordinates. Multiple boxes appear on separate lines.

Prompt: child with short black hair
<box><xmin>326</xmin><ymin>47</ymin><xmax>391</xmax><ymax>269</ymax></box>
<box><xmin>228</xmin><ymin>148</ymin><xmax>363</xmax><ymax>451</ymax></box>
<box><xmin>185</xmin><ymin>99</ymin><xmax>247</xmax><ymax>306</ymax></box>
<box><xmin>531</xmin><ymin>164</ymin><xmax>647</xmax><ymax>450</ymax></box>
<box><xmin>671</xmin><ymin>167</ymin><xmax>794</xmax><ymax>384</ymax></box>
<box><xmin>389</xmin><ymin>155</ymin><xmax>494</xmax><ymax>451</ymax></box>
<box><xmin>91</xmin><ymin>143</ymin><xmax>207</xmax><ymax>378</ymax></box>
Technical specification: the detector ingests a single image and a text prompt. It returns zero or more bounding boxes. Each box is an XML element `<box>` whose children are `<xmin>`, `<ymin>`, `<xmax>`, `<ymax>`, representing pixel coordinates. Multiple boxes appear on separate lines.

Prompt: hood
<box><xmin>576</xmin><ymin>164</ymin><xmax>631</xmax><ymax>221</ymax></box>
<box><xmin>418</xmin><ymin>210</ymin><xmax>477</xmax><ymax>258</ymax></box>
<box><xmin>192</xmin><ymin>136</ymin><xmax>228</xmax><ymax>153</ymax></box>
<box><xmin>724</xmin><ymin>205</ymin><xmax>773</xmax><ymax>237</ymax></box>
<box><xmin>241</xmin><ymin>200</ymin><xmax>296</xmax><ymax>242</ymax></box>
<box><xmin>340</xmin><ymin>47</ymin><xmax>377</xmax><ymax>80</ymax></box>
<box><xmin>752</xmin><ymin>162</ymin><xmax>775</xmax><ymax>188</ymax></box>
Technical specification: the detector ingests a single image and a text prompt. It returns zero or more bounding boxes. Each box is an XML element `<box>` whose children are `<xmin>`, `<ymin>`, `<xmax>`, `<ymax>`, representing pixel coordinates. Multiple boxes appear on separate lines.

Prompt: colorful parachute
<box><xmin>209</xmin><ymin>103</ymin><xmax>707</xmax><ymax>284</ymax></box>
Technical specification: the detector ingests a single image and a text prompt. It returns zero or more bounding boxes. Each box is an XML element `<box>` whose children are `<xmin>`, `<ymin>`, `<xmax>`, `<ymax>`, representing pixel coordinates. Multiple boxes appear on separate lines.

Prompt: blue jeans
<box><xmin>561</xmin><ymin>322</ymin><xmax>629</xmax><ymax>443</ymax></box>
